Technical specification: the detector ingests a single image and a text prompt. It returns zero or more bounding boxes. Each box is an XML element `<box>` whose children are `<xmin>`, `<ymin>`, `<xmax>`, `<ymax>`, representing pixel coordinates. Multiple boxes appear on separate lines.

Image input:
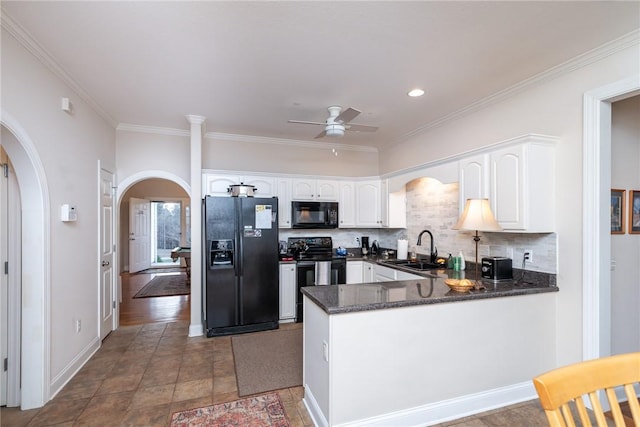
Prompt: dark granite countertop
<box><xmin>301</xmin><ymin>256</ymin><xmax>558</xmax><ymax>315</ymax></box>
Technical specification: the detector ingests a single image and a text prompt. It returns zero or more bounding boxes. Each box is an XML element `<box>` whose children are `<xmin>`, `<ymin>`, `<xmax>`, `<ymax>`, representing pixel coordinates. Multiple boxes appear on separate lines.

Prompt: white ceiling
<box><xmin>2</xmin><ymin>1</ymin><xmax>639</xmax><ymax>150</ymax></box>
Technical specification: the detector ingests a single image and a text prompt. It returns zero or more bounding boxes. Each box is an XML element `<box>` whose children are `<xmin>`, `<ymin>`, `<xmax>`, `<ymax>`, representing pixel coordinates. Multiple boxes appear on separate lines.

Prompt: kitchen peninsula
<box><xmin>301</xmin><ymin>268</ymin><xmax>558</xmax><ymax>426</ymax></box>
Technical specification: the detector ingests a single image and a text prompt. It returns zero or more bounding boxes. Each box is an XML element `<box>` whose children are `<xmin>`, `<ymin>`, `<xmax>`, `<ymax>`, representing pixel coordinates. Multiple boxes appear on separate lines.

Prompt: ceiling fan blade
<box><xmin>288</xmin><ymin>120</ymin><xmax>325</xmax><ymax>126</ymax></box>
<box><xmin>335</xmin><ymin>107</ymin><xmax>361</xmax><ymax>124</ymax></box>
<box><xmin>346</xmin><ymin>123</ymin><xmax>379</xmax><ymax>132</ymax></box>
<box><xmin>314</xmin><ymin>130</ymin><xmax>327</xmax><ymax>139</ymax></box>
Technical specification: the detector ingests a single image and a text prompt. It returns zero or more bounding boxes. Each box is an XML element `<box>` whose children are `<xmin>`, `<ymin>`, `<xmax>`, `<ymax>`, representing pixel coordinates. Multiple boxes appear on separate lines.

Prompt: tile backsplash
<box><xmin>280</xmin><ymin>176</ymin><xmax>557</xmax><ymax>273</ymax></box>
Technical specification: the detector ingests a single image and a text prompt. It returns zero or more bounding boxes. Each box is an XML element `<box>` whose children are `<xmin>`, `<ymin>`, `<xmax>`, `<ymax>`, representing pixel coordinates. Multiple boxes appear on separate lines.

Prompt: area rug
<box><xmin>133</xmin><ymin>273</ymin><xmax>189</xmax><ymax>298</ymax></box>
<box><xmin>232</xmin><ymin>328</ymin><xmax>302</xmax><ymax>397</ymax></box>
<box><xmin>170</xmin><ymin>393</ymin><xmax>289</xmax><ymax>427</ymax></box>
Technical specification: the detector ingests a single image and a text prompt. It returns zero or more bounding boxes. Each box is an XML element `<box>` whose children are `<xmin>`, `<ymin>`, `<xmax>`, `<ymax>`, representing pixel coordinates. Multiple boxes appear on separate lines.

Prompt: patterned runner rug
<box><xmin>170</xmin><ymin>393</ymin><xmax>289</xmax><ymax>427</ymax></box>
<box><xmin>133</xmin><ymin>273</ymin><xmax>189</xmax><ymax>298</ymax></box>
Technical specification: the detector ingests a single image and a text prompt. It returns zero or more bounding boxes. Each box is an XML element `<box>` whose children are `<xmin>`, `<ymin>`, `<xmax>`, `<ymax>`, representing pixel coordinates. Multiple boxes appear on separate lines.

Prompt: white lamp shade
<box><xmin>453</xmin><ymin>199</ymin><xmax>502</xmax><ymax>231</ymax></box>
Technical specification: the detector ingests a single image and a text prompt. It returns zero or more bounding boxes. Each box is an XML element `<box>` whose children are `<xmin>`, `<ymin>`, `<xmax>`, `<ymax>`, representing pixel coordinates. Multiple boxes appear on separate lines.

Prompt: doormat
<box><xmin>170</xmin><ymin>393</ymin><xmax>289</xmax><ymax>427</ymax></box>
<box><xmin>133</xmin><ymin>273</ymin><xmax>190</xmax><ymax>298</ymax></box>
<box><xmin>232</xmin><ymin>328</ymin><xmax>302</xmax><ymax>397</ymax></box>
<box><xmin>135</xmin><ymin>266</ymin><xmax>184</xmax><ymax>275</ymax></box>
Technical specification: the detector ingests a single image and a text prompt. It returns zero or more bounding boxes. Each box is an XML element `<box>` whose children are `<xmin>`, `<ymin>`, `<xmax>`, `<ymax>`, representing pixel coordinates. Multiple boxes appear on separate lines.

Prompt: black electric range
<box><xmin>285</xmin><ymin>237</ymin><xmax>346</xmax><ymax>322</ymax></box>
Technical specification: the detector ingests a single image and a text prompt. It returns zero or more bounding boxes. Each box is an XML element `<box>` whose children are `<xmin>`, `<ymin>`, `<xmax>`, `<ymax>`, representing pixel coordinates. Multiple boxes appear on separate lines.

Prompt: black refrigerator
<box><xmin>203</xmin><ymin>196</ymin><xmax>280</xmax><ymax>337</ymax></box>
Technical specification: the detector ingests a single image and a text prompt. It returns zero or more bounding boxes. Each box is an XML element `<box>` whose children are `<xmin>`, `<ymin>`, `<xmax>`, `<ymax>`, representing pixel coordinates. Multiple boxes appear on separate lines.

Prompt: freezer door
<box><xmin>238</xmin><ymin>197</ymin><xmax>280</xmax><ymax>325</ymax></box>
<box><xmin>204</xmin><ymin>197</ymin><xmax>238</xmax><ymax>329</ymax></box>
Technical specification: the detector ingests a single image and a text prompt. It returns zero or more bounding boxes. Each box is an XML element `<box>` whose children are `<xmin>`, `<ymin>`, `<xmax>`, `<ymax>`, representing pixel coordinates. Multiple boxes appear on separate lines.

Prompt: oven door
<box><xmin>295</xmin><ymin>259</ymin><xmax>347</xmax><ymax>322</ymax></box>
<box><xmin>330</xmin><ymin>259</ymin><xmax>346</xmax><ymax>285</ymax></box>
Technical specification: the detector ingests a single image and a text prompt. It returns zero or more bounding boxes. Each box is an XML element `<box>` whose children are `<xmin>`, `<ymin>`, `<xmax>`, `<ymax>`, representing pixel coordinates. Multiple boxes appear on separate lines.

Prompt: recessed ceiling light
<box><xmin>408</xmin><ymin>88</ymin><xmax>425</xmax><ymax>97</ymax></box>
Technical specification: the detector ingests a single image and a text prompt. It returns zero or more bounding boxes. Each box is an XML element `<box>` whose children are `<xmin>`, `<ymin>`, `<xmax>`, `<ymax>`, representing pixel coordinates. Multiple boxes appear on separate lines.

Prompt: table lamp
<box><xmin>452</xmin><ymin>199</ymin><xmax>502</xmax><ymax>289</ymax></box>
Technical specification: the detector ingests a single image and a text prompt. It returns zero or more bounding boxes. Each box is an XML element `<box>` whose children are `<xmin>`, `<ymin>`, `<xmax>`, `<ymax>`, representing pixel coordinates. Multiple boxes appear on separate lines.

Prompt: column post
<box><xmin>185</xmin><ymin>114</ymin><xmax>205</xmax><ymax>337</ymax></box>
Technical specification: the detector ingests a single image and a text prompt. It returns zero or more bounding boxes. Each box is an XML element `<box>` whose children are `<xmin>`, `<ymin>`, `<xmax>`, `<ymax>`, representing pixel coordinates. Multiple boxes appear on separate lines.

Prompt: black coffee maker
<box><xmin>361</xmin><ymin>236</ymin><xmax>370</xmax><ymax>255</ymax></box>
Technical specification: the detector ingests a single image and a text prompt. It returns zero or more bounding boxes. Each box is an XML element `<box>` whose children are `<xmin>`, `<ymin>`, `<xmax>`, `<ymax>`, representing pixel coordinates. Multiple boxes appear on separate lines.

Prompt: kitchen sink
<box><xmin>382</xmin><ymin>259</ymin><xmax>442</xmax><ymax>270</ymax></box>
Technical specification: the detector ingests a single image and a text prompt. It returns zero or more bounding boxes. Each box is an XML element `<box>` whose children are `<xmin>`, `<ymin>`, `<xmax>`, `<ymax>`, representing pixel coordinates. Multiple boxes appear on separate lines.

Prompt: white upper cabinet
<box><xmin>458</xmin><ymin>154</ymin><xmax>490</xmax><ymax>214</ymax></box>
<box><xmin>458</xmin><ymin>135</ymin><xmax>557</xmax><ymax>232</ymax></box>
<box><xmin>276</xmin><ymin>178</ymin><xmax>292</xmax><ymax>228</ymax></box>
<box><xmin>356</xmin><ymin>180</ymin><xmax>381</xmax><ymax>227</ymax></box>
<box><xmin>202</xmin><ymin>174</ymin><xmax>242</xmax><ymax>196</ymax></box>
<box><xmin>381</xmin><ymin>179</ymin><xmax>406</xmax><ymax>228</ymax></box>
<box><xmin>489</xmin><ymin>135</ymin><xmax>556</xmax><ymax>232</ymax></box>
<box><xmin>243</xmin><ymin>175</ymin><xmax>276</xmax><ymax>197</ymax></box>
<box><xmin>292</xmin><ymin>178</ymin><xmax>340</xmax><ymax>201</ymax></box>
<box><xmin>338</xmin><ymin>181</ymin><xmax>356</xmax><ymax>228</ymax></box>
<box><xmin>203</xmin><ymin>173</ymin><xmax>275</xmax><ymax>197</ymax></box>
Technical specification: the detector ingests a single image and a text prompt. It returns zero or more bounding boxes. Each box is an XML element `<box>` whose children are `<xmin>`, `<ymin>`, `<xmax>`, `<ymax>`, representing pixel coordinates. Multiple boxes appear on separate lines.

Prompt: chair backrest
<box><xmin>533</xmin><ymin>352</ymin><xmax>640</xmax><ymax>427</ymax></box>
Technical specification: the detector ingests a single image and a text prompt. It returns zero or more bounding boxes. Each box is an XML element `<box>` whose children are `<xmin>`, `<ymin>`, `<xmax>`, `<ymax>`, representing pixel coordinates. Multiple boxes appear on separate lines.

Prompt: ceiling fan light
<box><xmin>325</xmin><ymin>123</ymin><xmax>345</xmax><ymax>137</ymax></box>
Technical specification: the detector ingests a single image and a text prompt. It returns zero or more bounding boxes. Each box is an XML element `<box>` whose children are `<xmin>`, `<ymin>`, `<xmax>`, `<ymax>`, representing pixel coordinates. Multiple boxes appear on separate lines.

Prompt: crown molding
<box><xmin>116</xmin><ymin>123</ymin><xmax>190</xmax><ymax>137</ymax></box>
<box><xmin>115</xmin><ymin>123</ymin><xmax>378</xmax><ymax>152</ymax></box>
<box><xmin>1</xmin><ymin>10</ymin><xmax>118</xmax><ymax>128</ymax></box>
<box><xmin>398</xmin><ymin>29</ymin><xmax>640</xmax><ymax>145</ymax></box>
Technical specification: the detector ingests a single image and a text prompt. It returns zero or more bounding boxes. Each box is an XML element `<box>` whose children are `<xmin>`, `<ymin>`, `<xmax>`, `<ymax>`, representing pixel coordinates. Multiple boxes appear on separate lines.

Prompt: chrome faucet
<box><xmin>417</xmin><ymin>229</ymin><xmax>437</xmax><ymax>263</ymax></box>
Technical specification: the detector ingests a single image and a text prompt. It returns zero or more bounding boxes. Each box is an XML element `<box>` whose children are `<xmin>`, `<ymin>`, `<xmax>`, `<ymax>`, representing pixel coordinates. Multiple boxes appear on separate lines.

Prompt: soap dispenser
<box><xmin>458</xmin><ymin>250</ymin><xmax>466</xmax><ymax>270</ymax></box>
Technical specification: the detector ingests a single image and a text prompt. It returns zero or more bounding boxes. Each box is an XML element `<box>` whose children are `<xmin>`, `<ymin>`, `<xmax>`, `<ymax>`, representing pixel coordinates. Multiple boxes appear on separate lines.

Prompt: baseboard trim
<box><xmin>303</xmin><ymin>386</ymin><xmax>329</xmax><ymax>427</ymax></box>
<box><xmin>188</xmin><ymin>322</ymin><xmax>203</xmax><ymax>337</ymax></box>
<box><xmin>49</xmin><ymin>336</ymin><xmax>100</xmax><ymax>399</ymax></box>
<box><xmin>333</xmin><ymin>381</ymin><xmax>537</xmax><ymax>427</ymax></box>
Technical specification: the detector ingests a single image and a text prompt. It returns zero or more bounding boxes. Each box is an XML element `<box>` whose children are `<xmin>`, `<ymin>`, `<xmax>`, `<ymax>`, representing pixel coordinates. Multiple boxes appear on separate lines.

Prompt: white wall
<box><xmin>203</xmin><ymin>136</ymin><xmax>379</xmax><ymax>177</ymax></box>
<box><xmin>116</xmin><ymin>129</ymin><xmax>190</xmax><ymax>185</ymax></box>
<box><xmin>611</xmin><ymin>95</ymin><xmax>640</xmax><ymax>355</ymax></box>
<box><xmin>1</xmin><ymin>28</ymin><xmax>116</xmax><ymax>403</ymax></box>
<box><xmin>378</xmin><ymin>43</ymin><xmax>640</xmax><ymax>366</ymax></box>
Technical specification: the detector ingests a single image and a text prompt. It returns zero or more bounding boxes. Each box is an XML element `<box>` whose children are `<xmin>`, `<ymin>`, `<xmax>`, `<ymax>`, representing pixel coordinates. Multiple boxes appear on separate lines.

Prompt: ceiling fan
<box><xmin>288</xmin><ymin>106</ymin><xmax>379</xmax><ymax>139</ymax></box>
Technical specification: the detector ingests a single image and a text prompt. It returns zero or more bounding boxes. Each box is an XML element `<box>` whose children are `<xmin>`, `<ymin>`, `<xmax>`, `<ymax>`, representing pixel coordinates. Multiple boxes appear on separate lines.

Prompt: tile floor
<box><xmin>1</xmin><ymin>320</ymin><xmax>552</xmax><ymax>427</ymax></box>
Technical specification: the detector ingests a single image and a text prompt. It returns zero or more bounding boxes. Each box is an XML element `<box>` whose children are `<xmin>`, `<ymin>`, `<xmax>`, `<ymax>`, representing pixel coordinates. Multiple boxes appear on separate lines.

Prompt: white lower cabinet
<box><xmin>346</xmin><ymin>261</ymin><xmax>364</xmax><ymax>284</ymax></box>
<box><xmin>363</xmin><ymin>262</ymin><xmax>375</xmax><ymax>283</ymax></box>
<box><xmin>279</xmin><ymin>263</ymin><xmax>296</xmax><ymax>322</ymax></box>
<box><xmin>373</xmin><ymin>264</ymin><xmax>396</xmax><ymax>282</ymax></box>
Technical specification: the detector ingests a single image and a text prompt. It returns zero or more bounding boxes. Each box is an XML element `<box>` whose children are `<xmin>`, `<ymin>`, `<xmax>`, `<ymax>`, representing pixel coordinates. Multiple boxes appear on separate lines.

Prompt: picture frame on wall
<box><xmin>611</xmin><ymin>189</ymin><xmax>625</xmax><ymax>234</ymax></box>
<box><xmin>630</xmin><ymin>190</ymin><xmax>640</xmax><ymax>234</ymax></box>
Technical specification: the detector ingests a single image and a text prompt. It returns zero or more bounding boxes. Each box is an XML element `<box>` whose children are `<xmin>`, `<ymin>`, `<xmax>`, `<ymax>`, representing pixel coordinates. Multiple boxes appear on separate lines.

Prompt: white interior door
<box><xmin>129</xmin><ymin>197</ymin><xmax>151</xmax><ymax>273</ymax></box>
<box><xmin>1</xmin><ymin>155</ymin><xmax>8</xmax><ymax>406</ymax></box>
<box><xmin>1</xmin><ymin>152</ymin><xmax>21</xmax><ymax>407</ymax></box>
<box><xmin>99</xmin><ymin>169</ymin><xmax>115</xmax><ymax>340</ymax></box>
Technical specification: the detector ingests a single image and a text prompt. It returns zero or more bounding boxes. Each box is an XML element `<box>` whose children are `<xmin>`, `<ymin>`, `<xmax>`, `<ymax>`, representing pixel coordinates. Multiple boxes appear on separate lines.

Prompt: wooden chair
<box><xmin>533</xmin><ymin>352</ymin><xmax>640</xmax><ymax>426</ymax></box>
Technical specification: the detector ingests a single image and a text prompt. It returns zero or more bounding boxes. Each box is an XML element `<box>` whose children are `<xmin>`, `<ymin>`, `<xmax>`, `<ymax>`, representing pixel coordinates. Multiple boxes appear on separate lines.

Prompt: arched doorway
<box><xmin>116</xmin><ymin>172</ymin><xmax>191</xmax><ymax>326</ymax></box>
<box><xmin>1</xmin><ymin>117</ymin><xmax>50</xmax><ymax>410</ymax></box>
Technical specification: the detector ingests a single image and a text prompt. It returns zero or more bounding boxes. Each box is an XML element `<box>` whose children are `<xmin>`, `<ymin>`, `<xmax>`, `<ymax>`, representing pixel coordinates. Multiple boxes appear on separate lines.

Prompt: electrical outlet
<box><xmin>322</xmin><ymin>340</ymin><xmax>329</xmax><ymax>362</ymax></box>
<box><xmin>524</xmin><ymin>249</ymin><xmax>533</xmax><ymax>264</ymax></box>
<box><xmin>76</xmin><ymin>319</ymin><xmax>81</xmax><ymax>333</ymax></box>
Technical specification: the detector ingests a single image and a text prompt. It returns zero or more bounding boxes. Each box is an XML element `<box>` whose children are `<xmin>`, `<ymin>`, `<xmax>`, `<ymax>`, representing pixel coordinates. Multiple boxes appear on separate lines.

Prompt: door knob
<box><xmin>101</xmin><ymin>260</ymin><xmax>110</xmax><ymax>267</ymax></box>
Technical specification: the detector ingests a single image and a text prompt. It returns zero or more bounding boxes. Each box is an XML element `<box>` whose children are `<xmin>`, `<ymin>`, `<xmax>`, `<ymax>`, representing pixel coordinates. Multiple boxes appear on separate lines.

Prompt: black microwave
<box><xmin>291</xmin><ymin>201</ymin><xmax>339</xmax><ymax>229</ymax></box>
